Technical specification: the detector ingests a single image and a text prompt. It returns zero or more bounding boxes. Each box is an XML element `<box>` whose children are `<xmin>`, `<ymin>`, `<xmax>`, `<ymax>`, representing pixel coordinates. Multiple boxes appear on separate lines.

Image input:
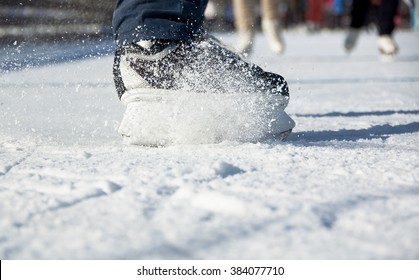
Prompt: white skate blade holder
<box><xmin>119</xmin><ymin>89</ymin><xmax>295</xmax><ymax>146</ymax></box>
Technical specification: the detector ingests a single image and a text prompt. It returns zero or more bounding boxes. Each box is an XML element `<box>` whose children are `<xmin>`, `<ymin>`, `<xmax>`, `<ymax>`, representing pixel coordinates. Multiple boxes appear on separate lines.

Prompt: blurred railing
<box><xmin>0</xmin><ymin>0</ymin><xmax>115</xmax><ymax>41</ymax></box>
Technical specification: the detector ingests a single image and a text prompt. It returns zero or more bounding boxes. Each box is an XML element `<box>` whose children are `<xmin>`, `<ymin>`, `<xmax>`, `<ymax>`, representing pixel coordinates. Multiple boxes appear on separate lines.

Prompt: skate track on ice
<box><xmin>0</xmin><ymin>31</ymin><xmax>418</xmax><ymax>259</ymax></box>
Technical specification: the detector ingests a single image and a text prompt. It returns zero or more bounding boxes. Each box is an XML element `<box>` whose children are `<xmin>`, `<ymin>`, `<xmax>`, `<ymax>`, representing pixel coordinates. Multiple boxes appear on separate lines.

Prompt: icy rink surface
<box><xmin>0</xmin><ymin>31</ymin><xmax>418</xmax><ymax>259</ymax></box>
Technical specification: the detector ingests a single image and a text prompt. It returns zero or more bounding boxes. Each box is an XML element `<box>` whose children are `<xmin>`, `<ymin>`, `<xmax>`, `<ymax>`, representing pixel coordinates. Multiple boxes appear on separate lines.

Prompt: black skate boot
<box><xmin>113</xmin><ymin>36</ymin><xmax>294</xmax><ymax>145</ymax></box>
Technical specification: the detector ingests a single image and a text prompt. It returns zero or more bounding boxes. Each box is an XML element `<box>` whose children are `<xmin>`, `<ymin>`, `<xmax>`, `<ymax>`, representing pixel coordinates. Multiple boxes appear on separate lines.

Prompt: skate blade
<box><xmin>380</xmin><ymin>53</ymin><xmax>395</xmax><ymax>63</ymax></box>
<box><xmin>272</xmin><ymin>129</ymin><xmax>293</xmax><ymax>141</ymax></box>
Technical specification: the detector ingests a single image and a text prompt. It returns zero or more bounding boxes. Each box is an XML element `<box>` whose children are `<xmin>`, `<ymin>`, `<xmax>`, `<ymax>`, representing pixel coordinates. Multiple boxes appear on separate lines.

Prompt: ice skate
<box><xmin>344</xmin><ymin>28</ymin><xmax>360</xmax><ymax>52</ymax></box>
<box><xmin>236</xmin><ymin>29</ymin><xmax>254</xmax><ymax>55</ymax></box>
<box><xmin>113</xmin><ymin>36</ymin><xmax>293</xmax><ymax>145</ymax></box>
<box><xmin>377</xmin><ymin>35</ymin><xmax>398</xmax><ymax>56</ymax></box>
<box><xmin>262</xmin><ymin>19</ymin><xmax>285</xmax><ymax>55</ymax></box>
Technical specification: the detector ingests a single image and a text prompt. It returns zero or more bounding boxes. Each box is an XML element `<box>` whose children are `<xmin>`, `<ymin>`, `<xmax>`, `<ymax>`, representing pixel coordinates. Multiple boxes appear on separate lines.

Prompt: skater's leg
<box><xmin>377</xmin><ymin>0</ymin><xmax>400</xmax><ymax>55</ymax></box>
<box><xmin>377</xmin><ymin>0</ymin><xmax>399</xmax><ymax>35</ymax></box>
<box><xmin>349</xmin><ymin>0</ymin><xmax>370</xmax><ymax>29</ymax></box>
<box><xmin>261</xmin><ymin>0</ymin><xmax>285</xmax><ymax>54</ymax></box>
<box><xmin>344</xmin><ymin>0</ymin><xmax>370</xmax><ymax>52</ymax></box>
<box><xmin>232</xmin><ymin>0</ymin><xmax>257</xmax><ymax>54</ymax></box>
<box><xmin>113</xmin><ymin>0</ymin><xmax>209</xmax><ymax>45</ymax></box>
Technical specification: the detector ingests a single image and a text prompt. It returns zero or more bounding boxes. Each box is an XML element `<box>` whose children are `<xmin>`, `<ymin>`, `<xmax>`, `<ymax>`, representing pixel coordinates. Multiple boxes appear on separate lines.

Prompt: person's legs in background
<box><xmin>344</xmin><ymin>0</ymin><xmax>370</xmax><ymax>52</ymax></box>
<box><xmin>232</xmin><ymin>0</ymin><xmax>257</xmax><ymax>54</ymax></box>
<box><xmin>376</xmin><ymin>0</ymin><xmax>400</xmax><ymax>55</ymax></box>
<box><xmin>306</xmin><ymin>0</ymin><xmax>325</xmax><ymax>32</ymax></box>
<box><xmin>261</xmin><ymin>0</ymin><xmax>285</xmax><ymax>54</ymax></box>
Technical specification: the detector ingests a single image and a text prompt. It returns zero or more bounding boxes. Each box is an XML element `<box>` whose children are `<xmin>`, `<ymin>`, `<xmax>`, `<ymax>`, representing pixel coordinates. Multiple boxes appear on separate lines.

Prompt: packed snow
<box><xmin>0</xmin><ymin>31</ymin><xmax>418</xmax><ymax>259</ymax></box>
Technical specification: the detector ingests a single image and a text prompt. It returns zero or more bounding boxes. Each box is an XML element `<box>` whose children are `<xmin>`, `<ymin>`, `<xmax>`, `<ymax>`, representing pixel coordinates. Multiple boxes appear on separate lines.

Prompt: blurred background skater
<box><xmin>305</xmin><ymin>0</ymin><xmax>326</xmax><ymax>32</ymax></box>
<box><xmin>232</xmin><ymin>0</ymin><xmax>285</xmax><ymax>55</ymax></box>
<box><xmin>344</xmin><ymin>0</ymin><xmax>401</xmax><ymax>55</ymax></box>
<box><xmin>205</xmin><ymin>0</ymin><xmax>233</xmax><ymax>31</ymax></box>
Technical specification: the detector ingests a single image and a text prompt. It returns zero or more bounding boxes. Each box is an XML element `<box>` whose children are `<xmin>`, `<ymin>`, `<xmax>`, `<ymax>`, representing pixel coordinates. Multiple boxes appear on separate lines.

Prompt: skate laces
<box><xmin>128</xmin><ymin>39</ymin><xmax>176</xmax><ymax>55</ymax></box>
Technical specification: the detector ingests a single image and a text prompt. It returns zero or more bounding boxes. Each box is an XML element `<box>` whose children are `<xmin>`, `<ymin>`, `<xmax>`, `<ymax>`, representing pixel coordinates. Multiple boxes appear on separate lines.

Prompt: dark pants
<box><xmin>350</xmin><ymin>0</ymin><xmax>399</xmax><ymax>35</ymax></box>
<box><xmin>113</xmin><ymin>0</ymin><xmax>208</xmax><ymax>45</ymax></box>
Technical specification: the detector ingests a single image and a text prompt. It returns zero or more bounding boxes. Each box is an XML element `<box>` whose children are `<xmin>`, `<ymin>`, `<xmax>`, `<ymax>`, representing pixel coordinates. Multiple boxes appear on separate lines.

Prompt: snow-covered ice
<box><xmin>0</xmin><ymin>31</ymin><xmax>418</xmax><ymax>259</ymax></box>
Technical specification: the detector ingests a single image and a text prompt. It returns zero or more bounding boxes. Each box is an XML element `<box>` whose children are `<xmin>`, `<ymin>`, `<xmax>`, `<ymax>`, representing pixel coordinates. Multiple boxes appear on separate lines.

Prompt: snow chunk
<box><xmin>100</xmin><ymin>180</ymin><xmax>123</xmax><ymax>194</ymax></box>
<box><xmin>212</xmin><ymin>161</ymin><xmax>245</xmax><ymax>178</ymax></box>
<box><xmin>170</xmin><ymin>187</ymin><xmax>269</xmax><ymax>217</ymax></box>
